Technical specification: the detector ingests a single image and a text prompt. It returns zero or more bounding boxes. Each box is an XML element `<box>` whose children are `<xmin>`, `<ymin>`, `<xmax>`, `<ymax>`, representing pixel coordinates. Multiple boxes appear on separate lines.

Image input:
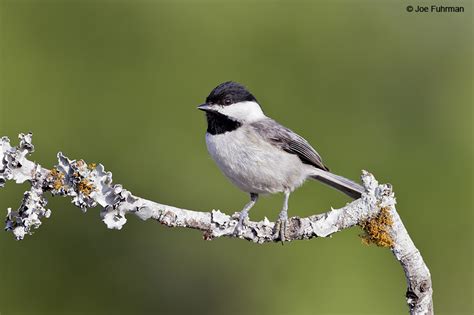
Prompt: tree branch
<box><xmin>0</xmin><ymin>133</ymin><xmax>433</xmax><ymax>314</ymax></box>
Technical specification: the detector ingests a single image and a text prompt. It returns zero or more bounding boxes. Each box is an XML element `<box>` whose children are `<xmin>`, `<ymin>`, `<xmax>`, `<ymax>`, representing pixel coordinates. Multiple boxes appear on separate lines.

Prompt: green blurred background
<box><xmin>0</xmin><ymin>0</ymin><xmax>472</xmax><ymax>314</ymax></box>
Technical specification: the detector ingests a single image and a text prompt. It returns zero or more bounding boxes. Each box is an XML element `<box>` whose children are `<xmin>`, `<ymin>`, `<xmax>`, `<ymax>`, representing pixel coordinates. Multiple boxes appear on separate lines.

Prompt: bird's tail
<box><xmin>309</xmin><ymin>169</ymin><xmax>364</xmax><ymax>199</ymax></box>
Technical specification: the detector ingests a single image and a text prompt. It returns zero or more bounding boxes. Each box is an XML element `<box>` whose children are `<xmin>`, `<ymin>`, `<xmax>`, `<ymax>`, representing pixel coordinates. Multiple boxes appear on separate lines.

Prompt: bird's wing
<box><xmin>250</xmin><ymin>118</ymin><xmax>329</xmax><ymax>171</ymax></box>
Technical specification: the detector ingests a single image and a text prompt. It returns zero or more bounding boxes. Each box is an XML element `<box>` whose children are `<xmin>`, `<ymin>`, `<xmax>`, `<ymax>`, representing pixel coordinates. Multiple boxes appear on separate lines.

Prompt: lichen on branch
<box><xmin>360</xmin><ymin>206</ymin><xmax>394</xmax><ymax>247</ymax></box>
<box><xmin>0</xmin><ymin>132</ymin><xmax>433</xmax><ymax>314</ymax></box>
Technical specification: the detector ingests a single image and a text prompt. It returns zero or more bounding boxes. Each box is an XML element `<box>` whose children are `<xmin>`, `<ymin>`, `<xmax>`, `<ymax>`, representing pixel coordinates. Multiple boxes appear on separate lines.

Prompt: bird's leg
<box><xmin>234</xmin><ymin>193</ymin><xmax>258</xmax><ymax>236</ymax></box>
<box><xmin>274</xmin><ymin>191</ymin><xmax>290</xmax><ymax>243</ymax></box>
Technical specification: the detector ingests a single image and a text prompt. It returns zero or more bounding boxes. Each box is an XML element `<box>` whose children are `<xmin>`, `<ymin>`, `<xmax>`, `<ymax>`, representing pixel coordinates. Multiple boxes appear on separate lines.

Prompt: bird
<box><xmin>198</xmin><ymin>81</ymin><xmax>364</xmax><ymax>241</ymax></box>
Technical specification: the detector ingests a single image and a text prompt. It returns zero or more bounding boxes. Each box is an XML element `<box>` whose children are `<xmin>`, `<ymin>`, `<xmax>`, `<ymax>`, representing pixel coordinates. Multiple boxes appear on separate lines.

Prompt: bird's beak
<box><xmin>197</xmin><ymin>103</ymin><xmax>212</xmax><ymax>112</ymax></box>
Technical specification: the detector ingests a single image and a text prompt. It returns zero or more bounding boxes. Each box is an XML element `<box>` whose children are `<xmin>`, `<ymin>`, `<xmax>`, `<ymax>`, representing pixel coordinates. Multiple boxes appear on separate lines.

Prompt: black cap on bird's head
<box><xmin>199</xmin><ymin>82</ymin><xmax>257</xmax><ymax>110</ymax></box>
<box><xmin>206</xmin><ymin>81</ymin><xmax>257</xmax><ymax>106</ymax></box>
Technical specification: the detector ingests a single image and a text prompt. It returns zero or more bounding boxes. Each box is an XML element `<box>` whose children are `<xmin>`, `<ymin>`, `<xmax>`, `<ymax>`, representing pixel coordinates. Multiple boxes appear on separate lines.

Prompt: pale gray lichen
<box><xmin>0</xmin><ymin>133</ymin><xmax>36</xmax><ymax>186</ymax></box>
<box><xmin>0</xmin><ymin>136</ymin><xmax>11</xmax><ymax>187</ymax></box>
<box><xmin>254</xmin><ymin>217</ymin><xmax>273</xmax><ymax>242</ymax></box>
<box><xmin>101</xmin><ymin>206</ymin><xmax>127</xmax><ymax>229</ymax></box>
<box><xmin>53</xmin><ymin>153</ymin><xmax>97</xmax><ymax>210</ymax></box>
<box><xmin>53</xmin><ymin>153</ymin><xmax>139</xmax><ymax>229</ymax></box>
<box><xmin>99</xmin><ymin>185</ymin><xmax>137</xmax><ymax>230</ymax></box>
<box><xmin>134</xmin><ymin>205</ymin><xmax>156</xmax><ymax>221</ymax></box>
<box><xmin>5</xmin><ymin>187</ymin><xmax>51</xmax><ymax>240</ymax></box>
<box><xmin>211</xmin><ymin>209</ymin><xmax>229</xmax><ymax>226</ymax></box>
<box><xmin>1</xmin><ymin>133</ymin><xmax>51</xmax><ymax>240</ymax></box>
<box><xmin>1</xmin><ymin>133</ymin><xmax>143</xmax><ymax>238</ymax></box>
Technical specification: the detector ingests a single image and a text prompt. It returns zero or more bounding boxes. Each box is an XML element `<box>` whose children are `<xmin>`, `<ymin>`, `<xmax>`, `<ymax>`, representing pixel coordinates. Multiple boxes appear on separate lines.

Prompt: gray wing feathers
<box><xmin>250</xmin><ymin>118</ymin><xmax>363</xmax><ymax>199</ymax></box>
<box><xmin>250</xmin><ymin>118</ymin><xmax>329</xmax><ymax>171</ymax></box>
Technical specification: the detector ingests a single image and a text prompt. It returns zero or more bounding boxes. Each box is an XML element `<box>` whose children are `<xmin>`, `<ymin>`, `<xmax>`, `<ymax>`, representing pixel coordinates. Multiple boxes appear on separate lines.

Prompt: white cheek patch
<box><xmin>217</xmin><ymin>101</ymin><xmax>265</xmax><ymax>122</ymax></box>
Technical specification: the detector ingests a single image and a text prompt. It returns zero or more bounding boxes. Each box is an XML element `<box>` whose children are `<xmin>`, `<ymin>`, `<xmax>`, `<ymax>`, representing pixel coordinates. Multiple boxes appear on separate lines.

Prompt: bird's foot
<box><xmin>233</xmin><ymin>221</ymin><xmax>244</xmax><ymax>237</ymax></box>
<box><xmin>273</xmin><ymin>218</ymin><xmax>289</xmax><ymax>244</ymax></box>
<box><xmin>233</xmin><ymin>212</ymin><xmax>248</xmax><ymax>237</ymax></box>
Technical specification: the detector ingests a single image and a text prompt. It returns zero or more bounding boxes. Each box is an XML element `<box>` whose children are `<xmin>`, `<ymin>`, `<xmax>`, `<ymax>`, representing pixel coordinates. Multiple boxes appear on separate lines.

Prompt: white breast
<box><xmin>205</xmin><ymin>126</ymin><xmax>310</xmax><ymax>194</ymax></box>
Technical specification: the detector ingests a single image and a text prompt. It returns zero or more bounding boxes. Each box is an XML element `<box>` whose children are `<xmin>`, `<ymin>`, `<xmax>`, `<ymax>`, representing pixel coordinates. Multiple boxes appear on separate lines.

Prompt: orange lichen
<box><xmin>87</xmin><ymin>163</ymin><xmax>96</xmax><ymax>170</ymax></box>
<box><xmin>78</xmin><ymin>179</ymin><xmax>94</xmax><ymax>196</ymax></box>
<box><xmin>359</xmin><ymin>207</ymin><xmax>394</xmax><ymax>248</ymax></box>
<box><xmin>49</xmin><ymin>168</ymin><xmax>65</xmax><ymax>190</ymax></box>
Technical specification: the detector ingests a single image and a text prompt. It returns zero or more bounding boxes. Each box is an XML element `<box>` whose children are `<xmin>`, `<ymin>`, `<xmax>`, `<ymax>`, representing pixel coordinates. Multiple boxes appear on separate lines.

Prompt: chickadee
<box><xmin>198</xmin><ymin>81</ymin><xmax>364</xmax><ymax>241</ymax></box>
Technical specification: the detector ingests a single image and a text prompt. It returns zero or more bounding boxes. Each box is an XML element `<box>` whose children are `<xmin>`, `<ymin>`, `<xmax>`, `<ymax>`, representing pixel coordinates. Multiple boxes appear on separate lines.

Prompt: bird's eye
<box><xmin>224</xmin><ymin>99</ymin><xmax>232</xmax><ymax>105</ymax></box>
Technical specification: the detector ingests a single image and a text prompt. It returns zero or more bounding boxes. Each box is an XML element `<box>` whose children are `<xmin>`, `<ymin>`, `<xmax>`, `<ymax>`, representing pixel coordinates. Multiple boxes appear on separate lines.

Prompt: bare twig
<box><xmin>0</xmin><ymin>133</ymin><xmax>433</xmax><ymax>314</ymax></box>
